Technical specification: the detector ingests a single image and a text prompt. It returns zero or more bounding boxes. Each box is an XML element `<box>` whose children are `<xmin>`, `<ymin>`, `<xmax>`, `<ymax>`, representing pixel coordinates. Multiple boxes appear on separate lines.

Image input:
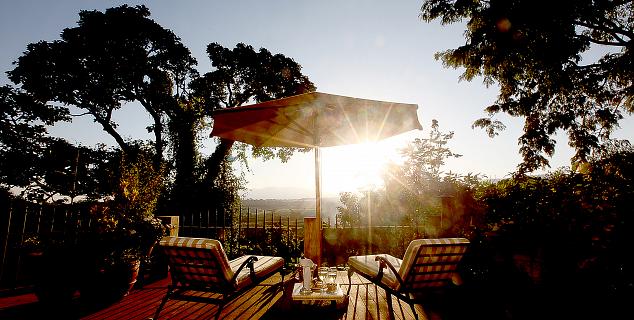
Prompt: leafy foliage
<box><xmin>196</xmin><ymin>42</ymin><xmax>316</xmax><ymax>189</ymax></box>
<box><xmin>192</xmin><ymin>42</ymin><xmax>315</xmax><ymax>111</ymax></box>
<box><xmin>6</xmin><ymin>5</ymin><xmax>316</xmax><ymax>219</ymax></box>
<box><xmin>0</xmin><ymin>86</ymin><xmax>69</xmax><ymax>192</ymax></box>
<box><xmin>459</xmin><ymin>147</ymin><xmax>634</xmax><ymax>318</ymax></box>
<box><xmin>337</xmin><ymin>120</ymin><xmax>472</xmax><ymax>234</ymax></box>
<box><xmin>399</xmin><ymin>119</ymin><xmax>462</xmax><ymax>180</ymax></box>
<box><xmin>8</xmin><ymin>5</ymin><xmax>197</xmax><ymax>164</ymax></box>
<box><xmin>336</xmin><ymin>192</ymin><xmax>362</xmax><ymax>227</ymax></box>
<box><xmin>421</xmin><ymin>0</ymin><xmax>633</xmax><ymax>172</ymax></box>
<box><xmin>85</xmin><ymin>150</ymin><xmax>167</xmax><ymax>268</ymax></box>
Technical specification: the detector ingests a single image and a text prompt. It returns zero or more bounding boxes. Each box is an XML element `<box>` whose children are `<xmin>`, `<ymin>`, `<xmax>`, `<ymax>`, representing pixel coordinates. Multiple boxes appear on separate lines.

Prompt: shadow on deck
<box><xmin>0</xmin><ymin>271</ymin><xmax>437</xmax><ymax>320</ymax></box>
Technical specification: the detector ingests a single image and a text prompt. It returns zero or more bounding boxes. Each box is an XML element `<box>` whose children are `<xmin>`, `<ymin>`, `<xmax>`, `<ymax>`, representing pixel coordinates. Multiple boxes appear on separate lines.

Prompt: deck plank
<box><xmin>0</xmin><ymin>271</ymin><xmax>420</xmax><ymax>320</ymax></box>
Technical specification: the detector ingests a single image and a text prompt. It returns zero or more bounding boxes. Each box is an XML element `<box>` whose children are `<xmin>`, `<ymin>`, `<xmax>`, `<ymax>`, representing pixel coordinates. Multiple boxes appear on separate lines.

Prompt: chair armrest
<box><xmin>231</xmin><ymin>256</ymin><xmax>259</xmax><ymax>284</ymax></box>
<box><xmin>374</xmin><ymin>256</ymin><xmax>405</xmax><ymax>287</ymax></box>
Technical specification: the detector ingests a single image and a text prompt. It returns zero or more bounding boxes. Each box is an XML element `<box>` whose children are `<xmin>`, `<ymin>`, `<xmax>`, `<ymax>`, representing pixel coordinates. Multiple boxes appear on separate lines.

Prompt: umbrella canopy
<box><xmin>212</xmin><ymin>92</ymin><xmax>422</xmax><ymax>148</ymax></box>
<box><xmin>211</xmin><ymin>91</ymin><xmax>422</xmax><ymax>223</ymax></box>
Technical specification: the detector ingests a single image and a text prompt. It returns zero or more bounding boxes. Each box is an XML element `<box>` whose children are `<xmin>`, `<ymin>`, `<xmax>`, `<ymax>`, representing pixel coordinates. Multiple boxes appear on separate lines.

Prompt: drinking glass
<box><xmin>327</xmin><ymin>267</ymin><xmax>338</xmax><ymax>292</ymax></box>
<box><xmin>318</xmin><ymin>267</ymin><xmax>328</xmax><ymax>291</ymax></box>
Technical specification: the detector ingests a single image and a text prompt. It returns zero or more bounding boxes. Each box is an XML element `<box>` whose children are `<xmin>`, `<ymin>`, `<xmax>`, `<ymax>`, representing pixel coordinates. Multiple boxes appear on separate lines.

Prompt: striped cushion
<box><xmin>348</xmin><ymin>254</ymin><xmax>402</xmax><ymax>290</ymax></box>
<box><xmin>399</xmin><ymin>238</ymin><xmax>469</xmax><ymax>291</ymax></box>
<box><xmin>160</xmin><ymin>236</ymin><xmax>234</xmax><ymax>288</ymax></box>
<box><xmin>230</xmin><ymin>255</ymin><xmax>285</xmax><ymax>290</ymax></box>
<box><xmin>160</xmin><ymin>236</ymin><xmax>284</xmax><ymax>291</ymax></box>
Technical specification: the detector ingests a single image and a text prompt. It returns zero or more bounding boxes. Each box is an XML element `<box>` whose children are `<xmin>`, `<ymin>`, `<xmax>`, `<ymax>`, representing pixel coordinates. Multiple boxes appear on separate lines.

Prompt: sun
<box><xmin>320</xmin><ymin>135</ymin><xmax>411</xmax><ymax>196</ymax></box>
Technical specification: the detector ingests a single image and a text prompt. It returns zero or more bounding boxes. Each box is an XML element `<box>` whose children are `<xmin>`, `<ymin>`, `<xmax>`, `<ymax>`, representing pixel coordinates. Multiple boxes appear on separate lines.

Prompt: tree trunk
<box><xmin>205</xmin><ymin>138</ymin><xmax>235</xmax><ymax>184</ymax></box>
<box><xmin>171</xmin><ymin>115</ymin><xmax>198</xmax><ymax>213</ymax></box>
<box><xmin>146</xmin><ymin>105</ymin><xmax>165</xmax><ymax>170</ymax></box>
<box><xmin>95</xmin><ymin>116</ymin><xmax>131</xmax><ymax>155</ymax></box>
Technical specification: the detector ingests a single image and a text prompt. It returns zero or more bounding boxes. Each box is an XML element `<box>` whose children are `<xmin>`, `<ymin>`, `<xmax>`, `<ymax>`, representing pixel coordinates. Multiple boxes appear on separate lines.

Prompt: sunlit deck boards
<box><xmin>264</xmin><ymin>272</ymin><xmax>423</xmax><ymax>320</ymax></box>
<box><xmin>82</xmin><ymin>275</ymin><xmax>284</xmax><ymax>320</ymax></box>
<box><xmin>0</xmin><ymin>271</ymin><xmax>426</xmax><ymax>320</ymax></box>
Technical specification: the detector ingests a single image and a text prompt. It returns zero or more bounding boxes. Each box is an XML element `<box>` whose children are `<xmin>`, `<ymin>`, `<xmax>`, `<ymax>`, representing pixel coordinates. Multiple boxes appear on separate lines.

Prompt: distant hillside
<box><xmin>241</xmin><ymin>197</ymin><xmax>341</xmax><ymax>221</ymax></box>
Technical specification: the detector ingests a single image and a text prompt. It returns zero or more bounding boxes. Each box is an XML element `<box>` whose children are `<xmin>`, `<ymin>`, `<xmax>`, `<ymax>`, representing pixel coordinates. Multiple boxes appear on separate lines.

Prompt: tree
<box><xmin>400</xmin><ymin>119</ymin><xmax>462</xmax><ymax>180</ymax></box>
<box><xmin>162</xmin><ymin>42</ymin><xmax>315</xmax><ymax>212</ymax></box>
<box><xmin>0</xmin><ymin>84</ymin><xmax>126</xmax><ymax>202</ymax></box>
<box><xmin>0</xmin><ymin>85</ymin><xmax>69</xmax><ymax>194</ymax></box>
<box><xmin>192</xmin><ymin>42</ymin><xmax>315</xmax><ymax>185</ymax></box>
<box><xmin>7</xmin><ymin>5</ymin><xmax>315</xmax><ymax>214</ymax></box>
<box><xmin>8</xmin><ymin>5</ymin><xmax>198</xmax><ymax>170</ymax></box>
<box><xmin>382</xmin><ymin>120</ymin><xmax>466</xmax><ymax>230</ymax></box>
<box><xmin>420</xmin><ymin>0</ymin><xmax>633</xmax><ymax>172</ymax></box>
<box><xmin>336</xmin><ymin>192</ymin><xmax>362</xmax><ymax>227</ymax></box>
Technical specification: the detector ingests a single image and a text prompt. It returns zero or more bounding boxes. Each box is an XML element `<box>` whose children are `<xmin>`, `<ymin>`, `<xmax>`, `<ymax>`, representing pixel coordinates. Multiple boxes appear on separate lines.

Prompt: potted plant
<box><xmin>20</xmin><ymin>233</ymin><xmax>79</xmax><ymax>308</ymax></box>
<box><xmin>79</xmin><ymin>152</ymin><xmax>167</xmax><ymax>305</ymax></box>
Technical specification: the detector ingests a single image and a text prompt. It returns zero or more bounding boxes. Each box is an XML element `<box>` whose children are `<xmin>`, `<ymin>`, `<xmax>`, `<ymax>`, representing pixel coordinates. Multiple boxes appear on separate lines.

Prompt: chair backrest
<box><xmin>160</xmin><ymin>236</ymin><xmax>235</xmax><ymax>290</ymax></box>
<box><xmin>398</xmin><ymin>238</ymin><xmax>470</xmax><ymax>292</ymax></box>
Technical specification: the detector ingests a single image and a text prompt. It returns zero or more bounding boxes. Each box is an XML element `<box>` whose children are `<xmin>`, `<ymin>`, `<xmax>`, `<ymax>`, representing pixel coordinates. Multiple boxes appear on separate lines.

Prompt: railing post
<box><xmin>157</xmin><ymin>216</ymin><xmax>179</xmax><ymax>236</ymax></box>
<box><xmin>304</xmin><ymin>217</ymin><xmax>321</xmax><ymax>266</ymax></box>
<box><xmin>0</xmin><ymin>198</ymin><xmax>13</xmax><ymax>284</ymax></box>
<box><xmin>286</xmin><ymin>216</ymin><xmax>290</xmax><ymax>249</ymax></box>
<box><xmin>246</xmin><ymin>207</ymin><xmax>250</xmax><ymax>236</ymax></box>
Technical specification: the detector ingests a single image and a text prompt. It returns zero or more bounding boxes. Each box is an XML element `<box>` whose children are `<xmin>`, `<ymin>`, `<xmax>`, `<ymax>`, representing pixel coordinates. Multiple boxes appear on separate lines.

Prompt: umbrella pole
<box><xmin>314</xmin><ymin>146</ymin><xmax>321</xmax><ymax>225</ymax></box>
<box><xmin>301</xmin><ymin>146</ymin><xmax>322</xmax><ymax>266</ymax></box>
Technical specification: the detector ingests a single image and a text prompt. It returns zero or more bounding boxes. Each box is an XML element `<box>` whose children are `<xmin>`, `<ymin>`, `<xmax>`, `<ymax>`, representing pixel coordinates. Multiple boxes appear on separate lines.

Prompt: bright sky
<box><xmin>2</xmin><ymin>1</ymin><xmax>632</xmax><ymax>199</ymax></box>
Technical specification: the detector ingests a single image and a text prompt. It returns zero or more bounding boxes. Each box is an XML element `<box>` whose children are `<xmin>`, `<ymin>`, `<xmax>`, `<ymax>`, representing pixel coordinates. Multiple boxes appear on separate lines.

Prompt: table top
<box><xmin>291</xmin><ymin>283</ymin><xmax>346</xmax><ymax>301</ymax></box>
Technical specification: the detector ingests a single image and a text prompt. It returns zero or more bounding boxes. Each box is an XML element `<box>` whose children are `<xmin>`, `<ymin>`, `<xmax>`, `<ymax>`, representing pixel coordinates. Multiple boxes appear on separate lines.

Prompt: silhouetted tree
<box><xmin>7</xmin><ymin>5</ymin><xmax>315</xmax><ymax>214</ymax></box>
<box><xmin>191</xmin><ymin>42</ymin><xmax>315</xmax><ymax>186</ymax></box>
<box><xmin>420</xmin><ymin>0</ymin><xmax>633</xmax><ymax>172</ymax></box>
<box><xmin>8</xmin><ymin>5</ymin><xmax>197</xmax><ymax>170</ymax></box>
<box><xmin>0</xmin><ymin>85</ymin><xmax>69</xmax><ymax>194</ymax></box>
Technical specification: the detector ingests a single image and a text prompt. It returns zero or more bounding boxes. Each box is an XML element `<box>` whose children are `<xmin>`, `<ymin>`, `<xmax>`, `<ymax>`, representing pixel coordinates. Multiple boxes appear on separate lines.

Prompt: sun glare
<box><xmin>320</xmin><ymin>136</ymin><xmax>411</xmax><ymax>195</ymax></box>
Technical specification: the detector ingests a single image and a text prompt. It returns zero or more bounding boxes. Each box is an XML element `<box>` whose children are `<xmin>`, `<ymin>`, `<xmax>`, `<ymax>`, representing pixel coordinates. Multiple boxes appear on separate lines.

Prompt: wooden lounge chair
<box><xmin>152</xmin><ymin>236</ymin><xmax>285</xmax><ymax>320</ymax></box>
<box><xmin>347</xmin><ymin>238</ymin><xmax>470</xmax><ymax>320</ymax></box>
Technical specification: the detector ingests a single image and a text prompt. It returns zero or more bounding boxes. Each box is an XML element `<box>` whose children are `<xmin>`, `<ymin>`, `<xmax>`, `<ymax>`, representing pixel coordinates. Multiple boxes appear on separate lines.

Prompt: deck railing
<box><xmin>0</xmin><ymin>197</ymin><xmax>428</xmax><ymax>294</ymax></box>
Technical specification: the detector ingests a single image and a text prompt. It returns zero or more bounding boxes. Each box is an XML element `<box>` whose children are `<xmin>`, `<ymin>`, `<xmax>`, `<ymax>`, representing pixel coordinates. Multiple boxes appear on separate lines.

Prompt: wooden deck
<box><xmin>0</xmin><ymin>271</ymin><xmax>431</xmax><ymax>320</ymax></box>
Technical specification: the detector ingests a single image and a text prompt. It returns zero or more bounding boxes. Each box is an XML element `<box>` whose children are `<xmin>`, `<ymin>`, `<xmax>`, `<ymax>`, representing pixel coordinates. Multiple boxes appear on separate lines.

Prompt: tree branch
<box><xmin>574</xmin><ymin>19</ymin><xmax>633</xmax><ymax>43</ymax></box>
<box><xmin>70</xmin><ymin>111</ymin><xmax>92</xmax><ymax>117</ymax></box>
<box><xmin>594</xmin><ymin>14</ymin><xmax>634</xmax><ymax>40</ymax></box>
<box><xmin>577</xmin><ymin>34</ymin><xmax>627</xmax><ymax>47</ymax></box>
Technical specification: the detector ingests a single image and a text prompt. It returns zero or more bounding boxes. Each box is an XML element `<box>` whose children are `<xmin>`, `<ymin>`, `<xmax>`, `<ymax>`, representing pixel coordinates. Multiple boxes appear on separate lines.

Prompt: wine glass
<box><xmin>318</xmin><ymin>267</ymin><xmax>328</xmax><ymax>291</ymax></box>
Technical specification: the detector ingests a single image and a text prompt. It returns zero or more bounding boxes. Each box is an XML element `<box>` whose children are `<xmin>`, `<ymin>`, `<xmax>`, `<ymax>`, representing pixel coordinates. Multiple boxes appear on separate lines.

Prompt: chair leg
<box><xmin>347</xmin><ymin>267</ymin><xmax>354</xmax><ymax>295</ymax></box>
<box><xmin>409</xmin><ymin>302</ymin><xmax>419</xmax><ymax>320</ymax></box>
<box><xmin>279</xmin><ymin>269</ymin><xmax>285</xmax><ymax>296</ymax></box>
<box><xmin>215</xmin><ymin>295</ymin><xmax>226</xmax><ymax>320</ymax></box>
<box><xmin>386</xmin><ymin>292</ymin><xmax>394</xmax><ymax>320</ymax></box>
<box><xmin>152</xmin><ymin>286</ymin><xmax>174</xmax><ymax>320</ymax></box>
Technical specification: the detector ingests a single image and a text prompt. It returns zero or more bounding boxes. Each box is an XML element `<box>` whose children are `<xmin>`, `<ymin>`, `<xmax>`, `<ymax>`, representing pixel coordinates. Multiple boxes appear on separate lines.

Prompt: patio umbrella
<box><xmin>211</xmin><ymin>91</ymin><xmax>422</xmax><ymax>225</ymax></box>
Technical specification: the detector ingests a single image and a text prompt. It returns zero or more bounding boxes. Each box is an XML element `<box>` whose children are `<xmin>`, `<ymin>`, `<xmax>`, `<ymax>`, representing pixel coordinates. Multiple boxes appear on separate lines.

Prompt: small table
<box><xmin>291</xmin><ymin>283</ymin><xmax>346</xmax><ymax>307</ymax></box>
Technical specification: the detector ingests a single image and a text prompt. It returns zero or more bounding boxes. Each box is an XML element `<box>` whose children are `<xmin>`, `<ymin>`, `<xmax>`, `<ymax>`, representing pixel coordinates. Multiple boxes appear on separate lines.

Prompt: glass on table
<box><xmin>326</xmin><ymin>267</ymin><xmax>338</xmax><ymax>292</ymax></box>
<box><xmin>318</xmin><ymin>267</ymin><xmax>329</xmax><ymax>291</ymax></box>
